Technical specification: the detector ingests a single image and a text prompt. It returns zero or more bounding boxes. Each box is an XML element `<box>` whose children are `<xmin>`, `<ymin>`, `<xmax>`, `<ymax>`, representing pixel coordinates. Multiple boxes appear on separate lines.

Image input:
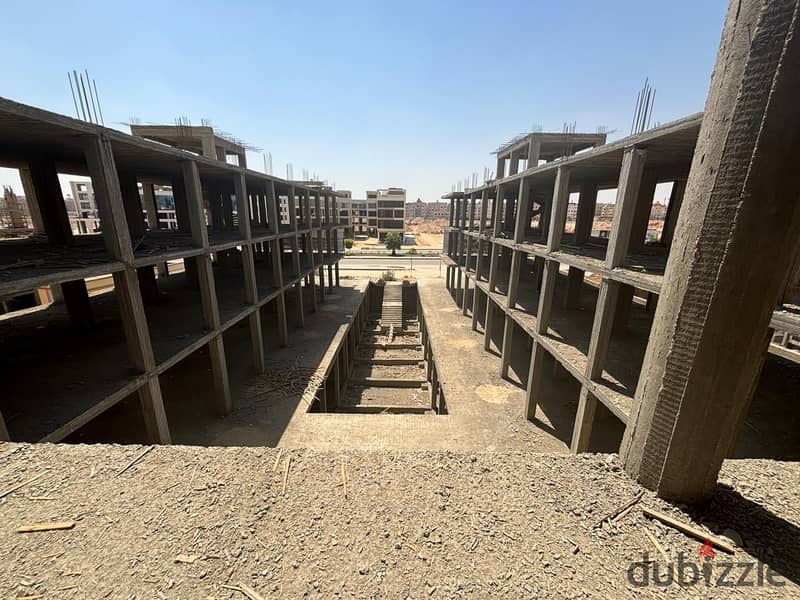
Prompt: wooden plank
<box><xmin>0</xmin><ymin>472</ymin><xmax>47</xmax><ymax>499</ymax></box>
<box><xmin>17</xmin><ymin>521</ymin><xmax>75</xmax><ymax>533</ymax></box>
<box><xmin>642</xmin><ymin>507</ymin><xmax>736</xmax><ymax>554</ymax></box>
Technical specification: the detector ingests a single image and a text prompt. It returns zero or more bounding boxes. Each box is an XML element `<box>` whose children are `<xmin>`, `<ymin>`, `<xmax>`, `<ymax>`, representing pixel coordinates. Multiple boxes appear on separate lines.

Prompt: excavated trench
<box><xmin>308</xmin><ymin>280</ymin><xmax>446</xmax><ymax>415</ymax></box>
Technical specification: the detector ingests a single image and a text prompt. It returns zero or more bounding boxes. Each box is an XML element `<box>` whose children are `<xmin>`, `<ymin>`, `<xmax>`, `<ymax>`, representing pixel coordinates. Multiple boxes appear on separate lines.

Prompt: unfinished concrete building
<box><xmin>0</xmin><ymin>97</ymin><xmax>344</xmax><ymax>444</ymax></box>
<box><xmin>130</xmin><ymin>123</ymin><xmax>249</xmax><ymax>167</ymax></box>
<box><xmin>443</xmin><ymin>90</ymin><xmax>800</xmax><ymax>501</ymax></box>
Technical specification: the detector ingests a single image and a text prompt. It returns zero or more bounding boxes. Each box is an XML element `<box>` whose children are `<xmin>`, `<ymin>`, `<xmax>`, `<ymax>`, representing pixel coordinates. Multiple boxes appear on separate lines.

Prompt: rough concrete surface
<box><xmin>0</xmin><ymin>444</ymin><xmax>798</xmax><ymax>598</ymax></box>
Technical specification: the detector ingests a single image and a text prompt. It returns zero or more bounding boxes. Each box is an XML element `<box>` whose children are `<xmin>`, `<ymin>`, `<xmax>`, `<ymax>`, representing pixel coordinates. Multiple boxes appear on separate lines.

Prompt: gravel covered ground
<box><xmin>1</xmin><ymin>443</ymin><xmax>798</xmax><ymax>599</ymax></box>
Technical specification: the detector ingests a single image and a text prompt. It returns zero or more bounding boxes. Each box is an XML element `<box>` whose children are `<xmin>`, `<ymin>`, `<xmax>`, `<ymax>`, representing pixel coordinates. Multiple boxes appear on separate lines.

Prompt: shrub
<box><xmin>344</xmin><ymin>238</ymin><xmax>354</xmax><ymax>249</ymax></box>
<box><xmin>381</xmin><ymin>270</ymin><xmax>396</xmax><ymax>281</ymax></box>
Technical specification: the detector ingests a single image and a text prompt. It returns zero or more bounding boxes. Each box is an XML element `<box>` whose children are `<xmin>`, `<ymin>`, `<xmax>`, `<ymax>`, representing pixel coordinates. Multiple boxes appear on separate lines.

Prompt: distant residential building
<box><xmin>406</xmin><ymin>199</ymin><xmax>450</xmax><ymax>220</ymax></box>
<box><xmin>68</xmin><ymin>181</ymin><xmax>101</xmax><ymax>234</ymax></box>
<box><xmin>152</xmin><ymin>185</ymin><xmax>178</xmax><ymax>230</ymax></box>
<box><xmin>339</xmin><ymin>189</ymin><xmax>403</xmax><ymax>240</ymax></box>
<box><xmin>372</xmin><ymin>187</ymin><xmax>405</xmax><ymax>240</ymax></box>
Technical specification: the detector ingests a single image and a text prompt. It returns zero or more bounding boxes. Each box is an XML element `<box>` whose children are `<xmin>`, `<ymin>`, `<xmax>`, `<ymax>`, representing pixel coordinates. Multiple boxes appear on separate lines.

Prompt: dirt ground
<box><xmin>351</xmin><ymin>219</ymin><xmax>444</xmax><ymax>250</ymax></box>
<box><xmin>3</xmin><ymin>271</ymin><xmax>799</xmax><ymax>598</ymax></box>
<box><xmin>1</xmin><ymin>443</ymin><xmax>798</xmax><ymax>599</ymax></box>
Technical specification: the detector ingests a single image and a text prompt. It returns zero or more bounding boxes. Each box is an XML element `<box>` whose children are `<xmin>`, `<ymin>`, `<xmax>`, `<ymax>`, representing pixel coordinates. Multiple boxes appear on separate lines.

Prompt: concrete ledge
<box><xmin>349</xmin><ymin>377</ymin><xmax>426</xmax><ymax>388</ymax></box>
<box><xmin>355</xmin><ymin>358</ymin><xmax>423</xmax><ymax>366</ymax></box>
<box><xmin>362</xmin><ymin>343</ymin><xmax>421</xmax><ymax>350</ymax></box>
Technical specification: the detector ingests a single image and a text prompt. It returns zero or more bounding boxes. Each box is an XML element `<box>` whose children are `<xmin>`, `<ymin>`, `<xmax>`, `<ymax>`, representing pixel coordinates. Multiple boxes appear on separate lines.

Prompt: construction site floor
<box><xmin>0</xmin><ymin>443</ymin><xmax>798</xmax><ymax>598</ymax></box>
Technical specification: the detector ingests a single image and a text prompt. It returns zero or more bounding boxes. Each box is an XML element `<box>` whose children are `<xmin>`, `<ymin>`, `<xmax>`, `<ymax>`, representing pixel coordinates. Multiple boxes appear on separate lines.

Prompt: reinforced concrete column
<box><xmin>546</xmin><ymin>167</ymin><xmax>572</xmax><ymax>252</ymax></box>
<box><xmin>524</xmin><ymin>258</ymin><xmax>559</xmax><ymax>419</ymax></box>
<box><xmin>569</xmin><ymin>279</ymin><xmax>622</xmax><ymax>452</ymax></box>
<box><xmin>270</xmin><ymin>238</ymin><xmax>289</xmax><ymax>347</ymax></box>
<box><xmin>500</xmin><ymin>314</ymin><xmax>514</xmax><ymax>378</ymax></box>
<box><xmin>471</xmin><ymin>283</ymin><xmax>482</xmax><ymax>331</ymax></box>
<box><xmin>462</xmin><ymin>274</ymin><xmax>470</xmax><ymax>316</ymax></box>
<box><xmin>524</xmin><ymin>341</ymin><xmax>547</xmax><ymax>421</ymax></box>
<box><xmin>564</xmin><ymin>267</ymin><xmax>584</xmax><ymax>309</ymax></box>
<box><xmin>28</xmin><ymin>159</ymin><xmax>93</xmax><ymax>325</ymax></box>
<box><xmin>574</xmin><ymin>183</ymin><xmax>598</xmax><ymax>245</ymax></box>
<box><xmin>455</xmin><ymin>266</ymin><xmax>463</xmax><ymax>306</ymax></box>
<box><xmin>660</xmin><ymin>180</ymin><xmax>687</xmax><ymax>247</ymax></box>
<box><xmin>492</xmin><ymin>185</ymin><xmax>504</xmax><ymax>238</ymax></box>
<box><xmin>234</xmin><ymin>172</ymin><xmax>265</xmax><ymax>374</ymax></box>
<box><xmin>629</xmin><ymin>170</ymin><xmax>659</xmax><ymax>253</ymax></box>
<box><xmin>483</xmin><ymin>297</ymin><xmax>496</xmax><ymax>352</ymax></box>
<box><xmin>621</xmin><ymin>0</ymin><xmax>800</xmax><ymax>501</ymax></box>
<box><xmin>605</xmin><ymin>148</ymin><xmax>648</xmax><ymax>268</ymax></box>
<box><xmin>527</xmin><ymin>136</ymin><xmax>541</xmax><ymax>168</ymax></box>
<box><xmin>183</xmin><ymin>160</ymin><xmax>232</xmax><ymax>415</ymax></box>
<box><xmin>309</xmin><ymin>270</ymin><xmax>318</xmax><ymax>312</ymax></box>
<box><xmin>83</xmin><ymin>136</ymin><xmax>169</xmax><ymax>442</ymax></box>
<box><xmin>507</xmin><ymin>250</ymin><xmax>522</xmax><ymax>310</ymax></box>
<box><xmin>18</xmin><ymin>166</ymin><xmax>44</xmax><ymax>232</ymax></box>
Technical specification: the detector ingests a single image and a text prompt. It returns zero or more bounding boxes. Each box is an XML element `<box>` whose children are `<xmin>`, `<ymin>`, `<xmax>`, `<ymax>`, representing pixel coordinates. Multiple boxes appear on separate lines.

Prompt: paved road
<box><xmin>339</xmin><ymin>256</ymin><xmax>443</xmax><ymax>271</ymax></box>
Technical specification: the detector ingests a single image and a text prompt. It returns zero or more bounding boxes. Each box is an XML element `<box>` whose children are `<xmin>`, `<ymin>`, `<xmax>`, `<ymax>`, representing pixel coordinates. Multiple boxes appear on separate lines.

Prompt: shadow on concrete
<box><xmin>732</xmin><ymin>355</ymin><xmax>800</xmax><ymax>461</ymax></box>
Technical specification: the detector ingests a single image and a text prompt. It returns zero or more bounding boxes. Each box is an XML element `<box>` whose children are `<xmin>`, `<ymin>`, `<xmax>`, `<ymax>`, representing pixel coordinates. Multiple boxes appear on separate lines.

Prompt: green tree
<box><xmin>384</xmin><ymin>232</ymin><xmax>402</xmax><ymax>256</ymax></box>
<box><xmin>344</xmin><ymin>238</ymin><xmax>354</xmax><ymax>249</ymax></box>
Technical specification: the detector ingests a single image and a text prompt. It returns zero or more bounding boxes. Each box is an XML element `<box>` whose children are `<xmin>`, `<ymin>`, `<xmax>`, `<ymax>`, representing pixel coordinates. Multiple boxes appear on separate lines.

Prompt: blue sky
<box><xmin>1</xmin><ymin>0</ymin><xmax>727</xmax><ymax>201</ymax></box>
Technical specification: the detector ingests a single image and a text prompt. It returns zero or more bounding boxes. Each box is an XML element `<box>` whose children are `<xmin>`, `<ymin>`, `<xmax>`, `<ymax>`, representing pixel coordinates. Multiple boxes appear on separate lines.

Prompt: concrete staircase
<box><xmin>380</xmin><ymin>282</ymin><xmax>404</xmax><ymax>329</ymax></box>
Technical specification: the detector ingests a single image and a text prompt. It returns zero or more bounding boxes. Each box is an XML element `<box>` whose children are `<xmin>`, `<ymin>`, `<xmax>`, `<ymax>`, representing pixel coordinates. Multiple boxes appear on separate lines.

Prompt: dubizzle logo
<box><xmin>699</xmin><ymin>539</ymin><xmax>715</xmax><ymax>561</ymax></box>
<box><xmin>626</xmin><ymin>539</ymin><xmax>784</xmax><ymax>588</ymax></box>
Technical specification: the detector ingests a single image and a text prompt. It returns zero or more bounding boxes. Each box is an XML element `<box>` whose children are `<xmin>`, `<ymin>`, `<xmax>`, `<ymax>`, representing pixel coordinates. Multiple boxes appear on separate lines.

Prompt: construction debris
<box><xmin>341</xmin><ymin>461</ymin><xmax>349</xmax><ymax>498</ymax></box>
<box><xmin>174</xmin><ymin>554</ymin><xmax>198</xmax><ymax>564</ymax></box>
<box><xmin>222</xmin><ymin>582</ymin><xmax>266</xmax><ymax>600</ymax></box>
<box><xmin>16</xmin><ymin>521</ymin><xmax>75</xmax><ymax>533</ymax></box>
<box><xmin>643</xmin><ymin>527</ymin><xmax>671</xmax><ymax>564</ymax></box>
<box><xmin>116</xmin><ymin>446</ymin><xmax>154</xmax><ymax>477</ymax></box>
<box><xmin>594</xmin><ymin>490</ymin><xmax>644</xmax><ymax>528</ymax></box>
<box><xmin>641</xmin><ymin>507</ymin><xmax>736</xmax><ymax>554</ymax></box>
<box><xmin>0</xmin><ymin>472</ymin><xmax>46</xmax><ymax>500</ymax></box>
<box><xmin>281</xmin><ymin>456</ymin><xmax>291</xmax><ymax>495</ymax></box>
